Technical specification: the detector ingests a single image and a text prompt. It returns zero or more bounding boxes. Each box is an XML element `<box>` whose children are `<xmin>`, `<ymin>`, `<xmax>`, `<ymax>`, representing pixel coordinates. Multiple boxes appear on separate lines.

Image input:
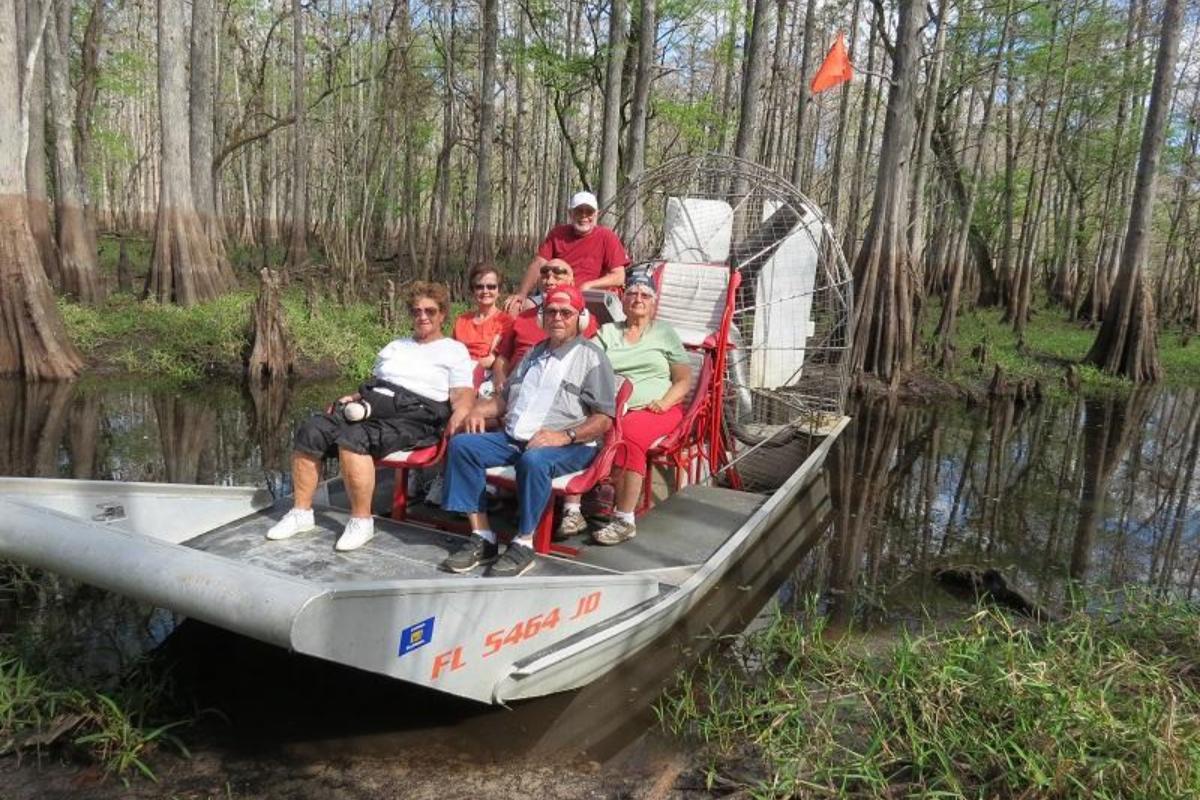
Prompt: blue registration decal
<box><xmin>398</xmin><ymin>617</ymin><xmax>435</xmax><ymax>657</ymax></box>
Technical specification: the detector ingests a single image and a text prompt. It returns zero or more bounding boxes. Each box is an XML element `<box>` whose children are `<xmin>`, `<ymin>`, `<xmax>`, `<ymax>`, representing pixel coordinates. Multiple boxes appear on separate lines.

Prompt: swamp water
<box><xmin>1</xmin><ymin>378</ymin><xmax>1198</xmax><ymax>786</ymax></box>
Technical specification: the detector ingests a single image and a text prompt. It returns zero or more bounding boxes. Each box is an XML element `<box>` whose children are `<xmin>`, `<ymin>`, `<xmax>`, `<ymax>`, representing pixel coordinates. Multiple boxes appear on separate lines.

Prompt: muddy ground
<box><xmin>0</xmin><ymin>622</ymin><xmax>715</xmax><ymax>800</ymax></box>
<box><xmin>0</xmin><ymin>736</ymin><xmax>703</xmax><ymax>800</ymax></box>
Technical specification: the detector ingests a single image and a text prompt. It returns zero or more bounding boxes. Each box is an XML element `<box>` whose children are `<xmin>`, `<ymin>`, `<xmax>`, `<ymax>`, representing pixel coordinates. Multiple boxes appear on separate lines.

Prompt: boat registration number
<box><xmin>430</xmin><ymin>591</ymin><xmax>602</xmax><ymax>680</ymax></box>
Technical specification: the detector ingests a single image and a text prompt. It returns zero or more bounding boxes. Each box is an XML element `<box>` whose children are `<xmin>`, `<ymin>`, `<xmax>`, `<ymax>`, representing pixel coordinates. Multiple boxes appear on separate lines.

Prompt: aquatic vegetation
<box><xmin>921</xmin><ymin>300</ymin><xmax>1200</xmax><ymax>396</ymax></box>
<box><xmin>661</xmin><ymin>592</ymin><xmax>1200</xmax><ymax>798</ymax></box>
<box><xmin>59</xmin><ymin>291</ymin><xmax>401</xmax><ymax>383</ymax></box>
<box><xmin>0</xmin><ymin>648</ymin><xmax>188</xmax><ymax>782</ymax></box>
<box><xmin>0</xmin><ymin>566</ymin><xmax>189</xmax><ymax>782</ymax></box>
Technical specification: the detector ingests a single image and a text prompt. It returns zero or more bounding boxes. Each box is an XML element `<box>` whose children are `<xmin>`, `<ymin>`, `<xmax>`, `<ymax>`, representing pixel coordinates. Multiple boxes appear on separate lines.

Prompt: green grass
<box><xmin>660</xmin><ymin>593</ymin><xmax>1200</xmax><ymax>798</ymax></box>
<box><xmin>1</xmin><ymin>563</ymin><xmax>189</xmax><ymax>783</ymax></box>
<box><xmin>922</xmin><ymin>299</ymin><xmax>1200</xmax><ymax>395</ymax></box>
<box><xmin>0</xmin><ymin>649</ymin><xmax>187</xmax><ymax>783</ymax></box>
<box><xmin>58</xmin><ymin>289</ymin><xmax>431</xmax><ymax>384</ymax></box>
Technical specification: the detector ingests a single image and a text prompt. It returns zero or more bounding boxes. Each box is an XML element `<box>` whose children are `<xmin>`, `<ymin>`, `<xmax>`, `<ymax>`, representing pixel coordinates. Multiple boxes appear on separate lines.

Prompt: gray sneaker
<box><xmin>441</xmin><ymin>534</ymin><xmax>499</xmax><ymax>573</ymax></box>
<box><xmin>554</xmin><ymin>508</ymin><xmax>588</xmax><ymax>541</ymax></box>
<box><xmin>486</xmin><ymin>542</ymin><xmax>536</xmax><ymax>577</ymax></box>
<box><xmin>592</xmin><ymin>518</ymin><xmax>636</xmax><ymax>546</ymax></box>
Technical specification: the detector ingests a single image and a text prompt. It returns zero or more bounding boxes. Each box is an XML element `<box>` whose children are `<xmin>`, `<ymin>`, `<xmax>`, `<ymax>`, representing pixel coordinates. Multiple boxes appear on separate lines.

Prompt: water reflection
<box><xmin>6</xmin><ymin>379</ymin><xmax>1200</xmax><ymax>691</ymax></box>
<box><xmin>0</xmin><ymin>377</ymin><xmax>319</xmax><ymax>487</ymax></box>
<box><xmin>4</xmin><ymin>378</ymin><xmax>1200</xmax><ymax>614</ymax></box>
<box><xmin>801</xmin><ymin>389</ymin><xmax>1200</xmax><ymax>630</ymax></box>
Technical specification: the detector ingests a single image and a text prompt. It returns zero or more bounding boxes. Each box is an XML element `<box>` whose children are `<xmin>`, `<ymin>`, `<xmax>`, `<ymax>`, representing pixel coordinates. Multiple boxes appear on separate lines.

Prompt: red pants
<box><xmin>614</xmin><ymin>405</ymin><xmax>685</xmax><ymax>476</ymax></box>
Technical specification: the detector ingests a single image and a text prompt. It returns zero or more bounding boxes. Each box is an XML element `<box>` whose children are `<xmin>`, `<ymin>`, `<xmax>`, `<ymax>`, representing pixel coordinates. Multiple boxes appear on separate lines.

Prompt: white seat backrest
<box><xmin>661</xmin><ymin>197</ymin><xmax>734</xmax><ymax>263</ymax></box>
<box><xmin>653</xmin><ymin>261</ymin><xmax>731</xmax><ymax>348</ymax></box>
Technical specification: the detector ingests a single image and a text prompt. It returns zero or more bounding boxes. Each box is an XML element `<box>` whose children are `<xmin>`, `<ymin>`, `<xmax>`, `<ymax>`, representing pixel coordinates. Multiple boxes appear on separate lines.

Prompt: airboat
<box><xmin>0</xmin><ymin>155</ymin><xmax>852</xmax><ymax>704</ymax></box>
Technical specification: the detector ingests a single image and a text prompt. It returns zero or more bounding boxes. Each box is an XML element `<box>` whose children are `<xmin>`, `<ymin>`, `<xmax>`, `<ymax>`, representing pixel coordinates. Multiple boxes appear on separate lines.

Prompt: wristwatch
<box><xmin>566</xmin><ymin>428</ymin><xmax>578</xmax><ymax>443</ymax></box>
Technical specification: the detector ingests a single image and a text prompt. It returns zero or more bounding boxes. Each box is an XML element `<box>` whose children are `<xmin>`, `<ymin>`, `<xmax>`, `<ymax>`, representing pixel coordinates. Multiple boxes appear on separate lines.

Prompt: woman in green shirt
<box><xmin>590</xmin><ymin>272</ymin><xmax>692</xmax><ymax>545</ymax></box>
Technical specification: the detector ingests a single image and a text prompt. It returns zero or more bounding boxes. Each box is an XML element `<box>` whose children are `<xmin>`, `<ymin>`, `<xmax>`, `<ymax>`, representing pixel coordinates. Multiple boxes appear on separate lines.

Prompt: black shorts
<box><xmin>293</xmin><ymin>399</ymin><xmax>448</xmax><ymax>459</ymax></box>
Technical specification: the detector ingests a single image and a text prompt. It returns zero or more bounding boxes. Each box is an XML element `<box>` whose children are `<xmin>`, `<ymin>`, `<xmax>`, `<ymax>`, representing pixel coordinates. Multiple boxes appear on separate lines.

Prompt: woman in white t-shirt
<box><xmin>266</xmin><ymin>282</ymin><xmax>475</xmax><ymax>552</ymax></box>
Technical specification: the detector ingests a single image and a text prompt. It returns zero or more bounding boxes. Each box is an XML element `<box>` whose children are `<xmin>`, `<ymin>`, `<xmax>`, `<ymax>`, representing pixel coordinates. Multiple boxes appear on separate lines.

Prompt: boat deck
<box><xmin>184</xmin><ymin>483</ymin><xmax>766</xmax><ymax>585</ymax></box>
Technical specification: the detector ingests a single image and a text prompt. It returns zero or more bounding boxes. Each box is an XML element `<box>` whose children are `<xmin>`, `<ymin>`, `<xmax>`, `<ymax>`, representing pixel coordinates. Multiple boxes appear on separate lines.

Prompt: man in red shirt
<box><xmin>505</xmin><ymin>191</ymin><xmax>630</xmax><ymax>314</ymax></box>
<box><xmin>494</xmin><ymin>258</ymin><xmax>598</xmax><ymax>386</ymax></box>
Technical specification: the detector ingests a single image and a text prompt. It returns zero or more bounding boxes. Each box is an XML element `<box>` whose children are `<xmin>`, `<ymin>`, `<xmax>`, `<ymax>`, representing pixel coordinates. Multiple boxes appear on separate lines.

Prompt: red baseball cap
<box><xmin>544</xmin><ymin>285</ymin><xmax>586</xmax><ymax>313</ymax></box>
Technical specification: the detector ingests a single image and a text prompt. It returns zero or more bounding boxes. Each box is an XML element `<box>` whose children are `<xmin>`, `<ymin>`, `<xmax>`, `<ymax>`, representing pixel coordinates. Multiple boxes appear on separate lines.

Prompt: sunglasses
<box><xmin>544</xmin><ymin>306</ymin><xmax>578</xmax><ymax>319</ymax></box>
<box><xmin>473</xmin><ymin>283</ymin><xmax>499</xmax><ymax>291</ymax></box>
<box><xmin>409</xmin><ymin>306</ymin><xmax>440</xmax><ymax>318</ymax></box>
<box><xmin>540</xmin><ymin>266</ymin><xmax>570</xmax><ymax>276</ymax></box>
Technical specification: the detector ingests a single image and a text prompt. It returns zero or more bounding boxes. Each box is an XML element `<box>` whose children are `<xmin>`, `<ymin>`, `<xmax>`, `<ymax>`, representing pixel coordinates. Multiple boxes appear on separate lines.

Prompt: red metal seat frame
<box><xmin>640</xmin><ymin>261</ymin><xmax>742</xmax><ymax>509</ymax></box>
<box><xmin>638</xmin><ymin>349</ymin><xmax>715</xmax><ymax>513</ymax></box>
<box><xmin>375</xmin><ymin>438</ymin><xmax>445</xmax><ymax>521</ymax></box>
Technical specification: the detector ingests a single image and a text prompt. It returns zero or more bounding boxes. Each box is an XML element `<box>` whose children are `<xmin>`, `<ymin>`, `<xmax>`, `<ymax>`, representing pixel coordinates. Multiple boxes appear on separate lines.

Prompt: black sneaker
<box><xmin>441</xmin><ymin>534</ymin><xmax>499</xmax><ymax>573</ymax></box>
<box><xmin>486</xmin><ymin>542</ymin><xmax>536</xmax><ymax>577</ymax></box>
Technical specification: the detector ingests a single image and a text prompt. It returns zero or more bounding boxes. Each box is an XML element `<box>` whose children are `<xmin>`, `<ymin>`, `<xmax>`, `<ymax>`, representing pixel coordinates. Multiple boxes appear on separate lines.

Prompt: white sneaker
<box><xmin>335</xmin><ymin>516</ymin><xmax>375</xmax><ymax>551</ymax></box>
<box><xmin>266</xmin><ymin>508</ymin><xmax>317</xmax><ymax>540</ymax></box>
<box><xmin>425</xmin><ymin>474</ymin><xmax>445</xmax><ymax>506</ymax></box>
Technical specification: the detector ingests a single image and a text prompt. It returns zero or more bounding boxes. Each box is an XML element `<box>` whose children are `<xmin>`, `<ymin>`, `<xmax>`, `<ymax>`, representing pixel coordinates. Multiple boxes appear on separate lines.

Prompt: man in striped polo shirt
<box><xmin>440</xmin><ymin>285</ymin><xmax>617</xmax><ymax>577</ymax></box>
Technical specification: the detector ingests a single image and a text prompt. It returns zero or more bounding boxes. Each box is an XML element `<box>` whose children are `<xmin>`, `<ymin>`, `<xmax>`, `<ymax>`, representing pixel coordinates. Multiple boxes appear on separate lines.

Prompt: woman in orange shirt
<box><xmin>453</xmin><ymin>264</ymin><xmax>513</xmax><ymax>394</ymax></box>
<box><xmin>423</xmin><ymin>265</ymin><xmax>513</xmax><ymax>506</ymax></box>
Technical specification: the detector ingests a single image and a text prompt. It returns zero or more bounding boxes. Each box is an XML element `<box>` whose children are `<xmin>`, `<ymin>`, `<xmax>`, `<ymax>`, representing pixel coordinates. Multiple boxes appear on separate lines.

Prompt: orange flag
<box><xmin>810</xmin><ymin>32</ymin><xmax>853</xmax><ymax>93</ymax></box>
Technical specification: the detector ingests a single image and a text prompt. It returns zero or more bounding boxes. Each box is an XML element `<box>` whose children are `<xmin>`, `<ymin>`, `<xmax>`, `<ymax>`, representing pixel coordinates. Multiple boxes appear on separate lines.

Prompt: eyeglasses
<box><xmin>409</xmin><ymin>306</ymin><xmax>440</xmax><ymax>318</ymax></box>
<box><xmin>540</xmin><ymin>266</ymin><xmax>570</xmax><ymax>277</ymax></box>
<box><xmin>473</xmin><ymin>283</ymin><xmax>499</xmax><ymax>291</ymax></box>
<box><xmin>544</xmin><ymin>306</ymin><xmax>578</xmax><ymax>319</ymax></box>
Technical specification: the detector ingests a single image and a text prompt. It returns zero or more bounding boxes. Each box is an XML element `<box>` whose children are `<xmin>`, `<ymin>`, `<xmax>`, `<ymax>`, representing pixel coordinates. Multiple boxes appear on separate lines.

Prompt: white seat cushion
<box><xmin>378</xmin><ymin>445</ymin><xmax>438</xmax><ymax>464</ymax></box>
<box><xmin>653</xmin><ymin>262</ymin><xmax>731</xmax><ymax>348</ymax></box>
<box><xmin>486</xmin><ymin>465</ymin><xmax>582</xmax><ymax>491</ymax></box>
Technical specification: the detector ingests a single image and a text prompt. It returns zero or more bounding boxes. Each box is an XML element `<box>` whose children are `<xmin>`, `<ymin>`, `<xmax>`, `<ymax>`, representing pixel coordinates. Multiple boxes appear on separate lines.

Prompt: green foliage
<box><xmin>923</xmin><ymin>300</ymin><xmax>1200</xmax><ymax>395</ymax></box>
<box><xmin>0</xmin><ymin>653</ymin><xmax>187</xmax><ymax>783</ymax></box>
<box><xmin>57</xmin><ymin>288</ymin><xmax>462</xmax><ymax>384</ymax></box>
<box><xmin>661</xmin><ymin>593</ymin><xmax>1200</xmax><ymax>798</ymax></box>
<box><xmin>74</xmin><ymin>694</ymin><xmax>187</xmax><ymax>783</ymax></box>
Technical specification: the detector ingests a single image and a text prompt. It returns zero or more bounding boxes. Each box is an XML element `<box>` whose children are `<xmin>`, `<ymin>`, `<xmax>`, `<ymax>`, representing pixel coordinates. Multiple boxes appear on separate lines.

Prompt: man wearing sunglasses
<box><xmin>504</xmin><ymin>190</ymin><xmax>629</xmax><ymax>315</ymax></box>
<box><xmin>440</xmin><ymin>285</ymin><xmax>616</xmax><ymax>578</ymax></box>
<box><xmin>493</xmin><ymin>257</ymin><xmax>598</xmax><ymax>385</ymax></box>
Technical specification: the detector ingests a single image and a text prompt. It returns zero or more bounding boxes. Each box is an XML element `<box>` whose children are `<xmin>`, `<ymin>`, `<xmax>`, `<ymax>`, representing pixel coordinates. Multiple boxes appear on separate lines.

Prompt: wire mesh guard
<box><xmin>603</xmin><ymin>154</ymin><xmax>853</xmax><ymax>491</ymax></box>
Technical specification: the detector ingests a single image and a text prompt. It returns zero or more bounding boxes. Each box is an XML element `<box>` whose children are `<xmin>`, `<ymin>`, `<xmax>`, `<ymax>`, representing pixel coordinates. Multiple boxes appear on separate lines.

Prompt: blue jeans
<box><xmin>443</xmin><ymin>432</ymin><xmax>598</xmax><ymax>536</ymax></box>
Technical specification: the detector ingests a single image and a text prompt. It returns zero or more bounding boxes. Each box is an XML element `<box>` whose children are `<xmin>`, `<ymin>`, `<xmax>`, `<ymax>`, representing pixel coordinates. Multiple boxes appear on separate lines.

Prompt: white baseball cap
<box><xmin>568</xmin><ymin>190</ymin><xmax>598</xmax><ymax>211</ymax></box>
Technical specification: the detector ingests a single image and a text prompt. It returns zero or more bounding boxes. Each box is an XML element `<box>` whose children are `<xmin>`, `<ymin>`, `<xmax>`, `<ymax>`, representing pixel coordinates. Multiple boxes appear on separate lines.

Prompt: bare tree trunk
<box><xmin>286</xmin><ymin>0</ymin><xmax>309</xmax><ymax>269</ymax></box>
<box><xmin>20</xmin><ymin>0</ymin><xmax>59</xmax><ymax>287</ymax></box>
<box><xmin>1083</xmin><ymin>0</ymin><xmax>1178</xmax><ymax>382</ymax></box>
<box><xmin>0</xmin><ymin>0</ymin><xmax>83</xmax><ymax>379</ymax></box>
<box><xmin>246</xmin><ymin>267</ymin><xmax>294</xmax><ymax>380</ymax></box>
<box><xmin>849</xmin><ymin>0</ymin><xmax>923</xmax><ymax>385</ymax></box>
<box><xmin>827</xmin><ymin>0</ymin><xmax>862</xmax><ymax>234</ymax></box>
<box><xmin>191</xmin><ymin>0</ymin><xmax>224</xmax><ymax>256</ymax></box>
<box><xmin>45</xmin><ymin>0</ymin><xmax>102</xmax><ymax>304</ymax></box>
<box><xmin>843</xmin><ymin>7</ymin><xmax>878</xmax><ymax>260</ymax></box>
<box><xmin>1080</xmin><ymin>0</ymin><xmax>1142</xmax><ymax>323</ymax></box>
<box><xmin>468</xmin><ymin>0</ymin><xmax>498</xmax><ymax>265</ymax></box>
<box><xmin>145</xmin><ymin>0</ymin><xmax>234</xmax><ymax>306</ymax></box>
<box><xmin>598</xmin><ymin>0</ymin><xmax>627</xmax><ymax>205</ymax></box>
<box><xmin>74</xmin><ymin>0</ymin><xmax>105</xmax><ymax>160</ymax></box>
<box><xmin>789</xmin><ymin>0</ymin><xmax>817</xmax><ymax>186</ymax></box>
<box><xmin>934</xmin><ymin>0</ymin><xmax>1011</xmax><ymax>366</ymax></box>
<box><xmin>732</xmin><ymin>0</ymin><xmax>771</xmax><ymax>166</ymax></box>
<box><xmin>622</xmin><ymin>0</ymin><xmax>657</xmax><ymax>238</ymax></box>
<box><xmin>908</xmin><ymin>0</ymin><xmax>947</xmax><ymax>275</ymax></box>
